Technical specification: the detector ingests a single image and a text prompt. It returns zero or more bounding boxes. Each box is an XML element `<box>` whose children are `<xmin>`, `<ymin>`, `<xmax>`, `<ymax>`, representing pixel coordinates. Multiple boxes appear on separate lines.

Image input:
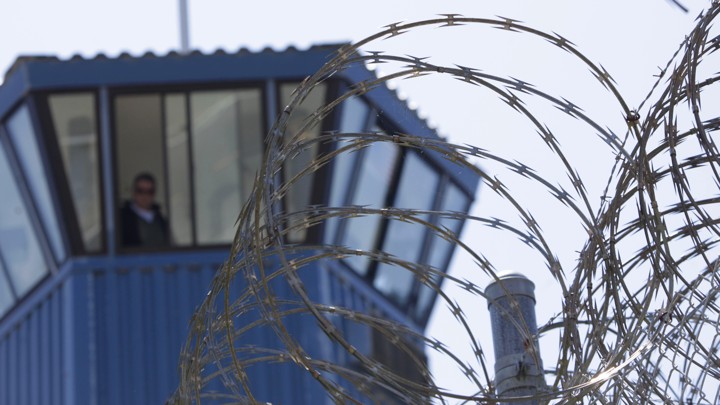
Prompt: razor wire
<box><xmin>173</xmin><ymin>4</ymin><xmax>720</xmax><ymax>404</ymax></box>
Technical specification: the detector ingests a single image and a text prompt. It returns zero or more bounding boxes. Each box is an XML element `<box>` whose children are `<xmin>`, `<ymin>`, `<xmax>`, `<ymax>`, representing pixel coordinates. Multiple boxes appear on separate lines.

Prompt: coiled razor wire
<box><xmin>173</xmin><ymin>4</ymin><xmax>720</xmax><ymax>404</ymax></box>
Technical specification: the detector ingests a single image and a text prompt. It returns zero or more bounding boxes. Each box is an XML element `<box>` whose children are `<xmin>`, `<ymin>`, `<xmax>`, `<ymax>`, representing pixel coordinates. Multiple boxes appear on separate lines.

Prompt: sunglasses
<box><xmin>134</xmin><ymin>187</ymin><xmax>155</xmax><ymax>195</ymax></box>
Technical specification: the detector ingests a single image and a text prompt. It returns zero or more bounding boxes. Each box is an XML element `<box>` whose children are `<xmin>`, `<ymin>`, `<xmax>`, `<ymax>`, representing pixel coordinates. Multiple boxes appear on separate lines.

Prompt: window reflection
<box><xmin>114</xmin><ymin>88</ymin><xmax>263</xmax><ymax>248</ymax></box>
<box><xmin>329</xmin><ymin>126</ymin><xmax>471</xmax><ymax>319</ymax></box>
<box><xmin>426</xmin><ymin>182</ymin><xmax>467</xmax><ymax>269</ymax></box>
<box><xmin>341</xmin><ymin>139</ymin><xmax>398</xmax><ymax>276</ymax></box>
<box><xmin>324</xmin><ymin>96</ymin><xmax>370</xmax><ymax>244</ymax></box>
<box><xmin>191</xmin><ymin>89</ymin><xmax>262</xmax><ymax>244</ymax></box>
<box><xmin>7</xmin><ymin>105</ymin><xmax>66</xmax><ymax>262</ymax></box>
<box><xmin>0</xmin><ymin>140</ymin><xmax>49</xmax><ymax>296</ymax></box>
<box><xmin>414</xmin><ymin>181</ymin><xmax>469</xmax><ymax>320</ymax></box>
<box><xmin>338</xmin><ymin>96</ymin><xmax>370</xmax><ymax>134</ymax></box>
<box><xmin>374</xmin><ymin>153</ymin><xmax>439</xmax><ymax>305</ymax></box>
<box><xmin>279</xmin><ymin>82</ymin><xmax>326</xmax><ymax>242</ymax></box>
<box><xmin>48</xmin><ymin>93</ymin><xmax>102</xmax><ymax>252</ymax></box>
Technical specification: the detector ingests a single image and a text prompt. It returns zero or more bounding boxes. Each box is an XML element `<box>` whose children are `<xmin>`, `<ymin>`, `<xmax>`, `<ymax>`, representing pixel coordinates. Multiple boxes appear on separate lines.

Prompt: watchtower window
<box><xmin>373</xmin><ymin>152</ymin><xmax>440</xmax><ymax>305</ymax></box>
<box><xmin>191</xmin><ymin>89</ymin><xmax>263</xmax><ymax>244</ymax></box>
<box><xmin>339</xmin><ymin>138</ymin><xmax>399</xmax><ymax>276</ymax></box>
<box><xmin>0</xmin><ymin>138</ymin><xmax>49</xmax><ymax>301</ymax></box>
<box><xmin>48</xmin><ymin>93</ymin><xmax>102</xmax><ymax>252</ymax></box>
<box><xmin>278</xmin><ymin>82</ymin><xmax>327</xmax><ymax>243</ymax></box>
<box><xmin>413</xmin><ymin>181</ymin><xmax>470</xmax><ymax>322</ymax></box>
<box><xmin>326</xmin><ymin>117</ymin><xmax>471</xmax><ymax>319</ymax></box>
<box><xmin>6</xmin><ymin>105</ymin><xmax>66</xmax><ymax>262</ymax></box>
<box><xmin>114</xmin><ymin>87</ymin><xmax>263</xmax><ymax>248</ymax></box>
<box><xmin>324</xmin><ymin>95</ymin><xmax>371</xmax><ymax>245</ymax></box>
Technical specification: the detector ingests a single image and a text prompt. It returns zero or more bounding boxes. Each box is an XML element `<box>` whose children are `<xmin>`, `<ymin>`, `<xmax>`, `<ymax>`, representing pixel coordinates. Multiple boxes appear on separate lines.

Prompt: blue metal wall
<box><xmin>0</xmin><ymin>252</ymin><xmax>224</xmax><ymax>404</ymax></box>
<box><xmin>0</xmin><ymin>251</ymin><xmax>413</xmax><ymax>404</ymax></box>
<box><xmin>0</xmin><ymin>281</ymin><xmax>64</xmax><ymax>404</ymax></box>
<box><xmin>90</xmin><ymin>259</ymin><xmax>218</xmax><ymax>404</ymax></box>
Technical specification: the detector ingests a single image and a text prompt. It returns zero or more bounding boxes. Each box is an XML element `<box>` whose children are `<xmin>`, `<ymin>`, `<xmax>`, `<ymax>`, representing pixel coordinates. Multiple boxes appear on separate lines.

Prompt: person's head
<box><xmin>132</xmin><ymin>172</ymin><xmax>156</xmax><ymax>210</ymax></box>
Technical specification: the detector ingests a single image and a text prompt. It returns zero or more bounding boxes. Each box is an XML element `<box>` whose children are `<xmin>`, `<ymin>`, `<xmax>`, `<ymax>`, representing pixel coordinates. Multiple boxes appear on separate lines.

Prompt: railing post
<box><xmin>486</xmin><ymin>272</ymin><xmax>546</xmax><ymax>404</ymax></box>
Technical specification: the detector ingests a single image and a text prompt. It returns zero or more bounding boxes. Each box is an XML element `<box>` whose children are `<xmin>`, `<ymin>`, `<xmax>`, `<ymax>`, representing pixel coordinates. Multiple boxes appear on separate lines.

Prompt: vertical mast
<box><xmin>179</xmin><ymin>0</ymin><xmax>190</xmax><ymax>54</ymax></box>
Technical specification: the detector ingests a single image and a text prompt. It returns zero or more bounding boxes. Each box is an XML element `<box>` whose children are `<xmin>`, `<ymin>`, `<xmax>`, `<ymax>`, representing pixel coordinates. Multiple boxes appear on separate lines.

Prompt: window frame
<box><xmin>34</xmin><ymin>89</ymin><xmax>106</xmax><ymax>255</ymax></box>
<box><xmin>0</xmin><ymin>100</ymin><xmax>58</xmax><ymax>315</ymax></box>
<box><xmin>410</xmin><ymin>175</ymin><xmax>473</xmax><ymax>324</ymax></box>
<box><xmin>275</xmin><ymin>79</ymin><xmax>338</xmax><ymax>245</ymax></box>
<box><xmin>109</xmin><ymin>81</ymin><xmax>271</xmax><ymax>252</ymax></box>
<box><xmin>372</xmin><ymin>150</ymin><xmax>443</xmax><ymax>306</ymax></box>
<box><xmin>328</xmin><ymin>98</ymin><xmax>474</xmax><ymax>321</ymax></box>
<box><xmin>324</xmin><ymin>85</ymin><xmax>374</xmax><ymax>246</ymax></box>
<box><xmin>0</xmin><ymin>99</ymin><xmax>65</xmax><ymax>270</ymax></box>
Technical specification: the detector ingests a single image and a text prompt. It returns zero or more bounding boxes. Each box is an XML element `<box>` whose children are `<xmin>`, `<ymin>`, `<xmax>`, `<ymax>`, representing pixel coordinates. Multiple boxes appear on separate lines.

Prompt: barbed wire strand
<box><xmin>171</xmin><ymin>3</ymin><xmax>720</xmax><ymax>404</ymax></box>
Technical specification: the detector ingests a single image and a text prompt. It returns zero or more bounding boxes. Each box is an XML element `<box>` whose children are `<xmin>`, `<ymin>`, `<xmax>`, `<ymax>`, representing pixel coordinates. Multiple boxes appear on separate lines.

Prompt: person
<box><xmin>119</xmin><ymin>172</ymin><xmax>170</xmax><ymax>248</ymax></box>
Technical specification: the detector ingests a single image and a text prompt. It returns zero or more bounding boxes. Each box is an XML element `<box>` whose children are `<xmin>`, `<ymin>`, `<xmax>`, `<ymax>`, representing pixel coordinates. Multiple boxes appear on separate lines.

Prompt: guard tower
<box><xmin>0</xmin><ymin>45</ymin><xmax>479</xmax><ymax>404</ymax></box>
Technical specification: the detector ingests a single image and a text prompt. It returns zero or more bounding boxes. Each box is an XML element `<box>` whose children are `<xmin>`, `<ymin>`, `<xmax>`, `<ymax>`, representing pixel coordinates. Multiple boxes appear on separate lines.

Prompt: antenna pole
<box><xmin>179</xmin><ymin>0</ymin><xmax>190</xmax><ymax>54</ymax></box>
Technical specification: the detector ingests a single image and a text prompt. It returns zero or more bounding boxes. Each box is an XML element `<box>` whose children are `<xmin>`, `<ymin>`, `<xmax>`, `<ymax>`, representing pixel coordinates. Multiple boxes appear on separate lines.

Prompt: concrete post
<box><xmin>486</xmin><ymin>272</ymin><xmax>546</xmax><ymax>404</ymax></box>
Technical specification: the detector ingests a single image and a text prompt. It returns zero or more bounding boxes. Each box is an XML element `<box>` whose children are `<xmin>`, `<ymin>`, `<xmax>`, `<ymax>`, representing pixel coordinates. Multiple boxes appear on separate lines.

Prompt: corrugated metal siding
<box><xmin>87</xmin><ymin>256</ymin><xmax>320</xmax><ymax>405</ymax></box>
<box><xmin>207</xmin><ymin>261</ymin><xmax>333</xmax><ymax>404</ymax></box>
<box><xmin>92</xmin><ymin>261</ymin><xmax>218</xmax><ymax>405</ymax></box>
<box><xmin>0</xmin><ymin>253</ymin><xmax>421</xmax><ymax>405</ymax></box>
<box><xmin>0</xmin><ymin>254</ymin><xmax>223</xmax><ymax>405</ymax></box>
<box><xmin>318</xmin><ymin>263</ymin><xmax>429</xmax><ymax>403</ymax></box>
<box><xmin>0</xmin><ymin>286</ymin><xmax>66</xmax><ymax>405</ymax></box>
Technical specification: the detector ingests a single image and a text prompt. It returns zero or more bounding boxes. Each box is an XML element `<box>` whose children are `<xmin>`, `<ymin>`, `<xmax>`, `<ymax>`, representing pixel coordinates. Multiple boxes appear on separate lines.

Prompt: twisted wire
<box><xmin>173</xmin><ymin>5</ymin><xmax>720</xmax><ymax>404</ymax></box>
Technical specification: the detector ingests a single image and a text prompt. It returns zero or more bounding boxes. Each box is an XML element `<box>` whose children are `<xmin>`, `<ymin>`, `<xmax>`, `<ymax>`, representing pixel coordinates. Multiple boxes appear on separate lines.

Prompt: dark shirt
<box><xmin>119</xmin><ymin>201</ymin><xmax>170</xmax><ymax>248</ymax></box>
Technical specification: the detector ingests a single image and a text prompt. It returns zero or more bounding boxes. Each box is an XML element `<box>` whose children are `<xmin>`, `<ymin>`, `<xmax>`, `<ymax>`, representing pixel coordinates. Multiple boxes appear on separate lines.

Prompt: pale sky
<box><xmin>0</xmin><ymin>0</ymin><xmax>709</xmax><ymax>400</ymax></box>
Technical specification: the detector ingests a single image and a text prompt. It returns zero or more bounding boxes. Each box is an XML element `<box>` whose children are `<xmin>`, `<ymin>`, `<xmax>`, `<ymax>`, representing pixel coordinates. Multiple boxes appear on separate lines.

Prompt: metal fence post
<box><xmin>486</xmin><ymin>272</ymin><xmax>546</xmax><ymax>404</ymax></box>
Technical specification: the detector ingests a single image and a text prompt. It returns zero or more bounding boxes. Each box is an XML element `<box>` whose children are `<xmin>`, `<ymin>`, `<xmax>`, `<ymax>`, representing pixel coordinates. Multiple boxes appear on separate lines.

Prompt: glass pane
<box><xmin>115</xmin><ymin>94</ymin><xmax>165</xmax><ymax>206</ymax></box>
<box><xmin>415</xmin><ymin>181</ymin><xmax>469</xmax><ymax>320</ymax></box>
<box><xmin>6</xmin><ymin>105</ymin><xmax>66</xmax><ymax>262</ymax></box>
<box><xmin>280</xmin><ymin>82</ymin><xmax>326</xmax><ymax>242</ymax></box>
<box><xmin>115</xmin><ymin>94</ymin><xmax>170</xmax><ymax>248</ymax></box>
<box><xmin>339</xmin><ymin>96</ymin><xmax>370</xmax><ymax>134</ymax></box>
<box><xmin>426</xmin><ymin>182</ymin><xmax>468</xmax><ymax>270</ymax></box>
<box><xmin>165</xmin><ymin>94</ymin><xmax>192</xmax><ymax>246</ymax></box>
<box><xmin>374</xmin><ymin>153</ymin><xmax>439</xmax><ymax>305</ymax></box>
<box><xmin>324</xmin><ymin>96</ymin><xmax>370</xmax><ymax>244</ymax></box>
<box><xmin>0</xmin><ymin>141</ymin><xmax>49</xmax><ymax>296</ymax></box>
<box><xmin>340</xmin><ymin>140</ymin><xmax>398</xmax><ymax>276</ymax></box>
<box><xmin>48</xmin><ymin>93</ymin><xmax>102</xmax><ymax>252</ymax></box>
<box><xmin>0</xmin><ymin>264</ymin><xmax>13</xmax><ymax>316</ymax></box>
<box><xmin>191</xmin><ymin>89</ymin><xmax>262</xmax><ymax>244</ymax></box>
